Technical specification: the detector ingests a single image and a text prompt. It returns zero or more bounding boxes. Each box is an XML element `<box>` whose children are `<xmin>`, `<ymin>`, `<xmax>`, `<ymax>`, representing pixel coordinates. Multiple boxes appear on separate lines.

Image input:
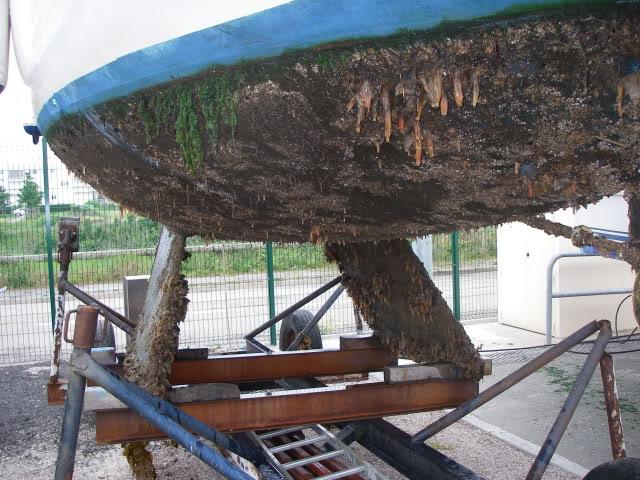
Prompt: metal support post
<box><xmin>526</xmin><ymin>320</ymin><xmax>612</xmax><ymax>480</ymax></box>
<box><xmin>451</xmin><ymin>231</ymin><xmax>461</xmax><ymax>321</ymax></box>
<box><xmin>286</xmin><ymin>286</ymin><xmax>344</xmax><ymax>350</ymax></box>
<box><xmin>411</xmin><ymin>320</ymin><xmax>600</xmax><ymax>443</ymax></box>
<box><xmin>61</xmin><ymin>280</ymin><xmax>135</xmax><ymax>335</ymax></box>
<box><xmin>265</xmin><ymin>241</ymin><xmax>277</xmax><ymax>345</ymax></box>
<box><xmin>244</xmin><ymin>276</ymin><xmax>342</xmax><ymax>340</ymax></box>
<box><xmin>599</xmin><ymin>352</ymin><xmax>626</xmax><ymax>460</ymax></box>
<box><xmin>54</xmin><ymin>305</ymin><xmax>99</xmax><ymax>480</ymax></box>
<box><xmin>78</xmin><ymin>353</ymin><xmax>253</xmax><ymax>480</ymax></box>
<box><xmin>42</xmin><ymin>140</ymin><xmax>57</xmax><ymax>332</ymax></box>
<box><xmin>116</xmin><ymin>379</ymin><xmax>259</xmax><ymax>462</ymax></box>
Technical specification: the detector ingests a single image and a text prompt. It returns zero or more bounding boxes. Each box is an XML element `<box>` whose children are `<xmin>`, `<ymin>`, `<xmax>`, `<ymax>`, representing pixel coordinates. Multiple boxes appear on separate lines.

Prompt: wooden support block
<box><xmin>48</xmin><ymin>380</ymin><xmax>67</xmax><ymax>405</ymax></box>
<box><xmin>84</xmin><ymin>383</ymin><xmax>241</xmax><ymax>412</ymax></box>
<box><xmin>384</xmin><ymin>359</ymin><xmax>493</xmax><ymax>384</ymax></box>
<box><xmin>384</xmin><ymin>363</ymin><xmax>459</xmax><ymax>384</ymax></box>
<box><xmin>168</xmin><ymin>383</ymin><xmax>240</xmax><ymax>403</ymax></box>
<box><xmin>339</xmin><ymin>334</ymin><xmax>382</xmax><ymax>350</ymax></box>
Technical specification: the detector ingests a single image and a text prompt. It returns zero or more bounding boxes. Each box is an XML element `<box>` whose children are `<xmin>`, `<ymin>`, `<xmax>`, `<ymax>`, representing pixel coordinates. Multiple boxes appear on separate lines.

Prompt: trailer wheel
<box><xmin>93</xmin><ymin>318</ymin><xmax>116</xmax><ymax>349</ymax></box>
<box><xmin>279</xmin><ymin>309</ymin><xmax>322</xmax><ymax>351</ymax></box>
<box><xmin>583</xmin><ymin>458</ymin><xmax>640</xmax><ymax>480</ymax></box>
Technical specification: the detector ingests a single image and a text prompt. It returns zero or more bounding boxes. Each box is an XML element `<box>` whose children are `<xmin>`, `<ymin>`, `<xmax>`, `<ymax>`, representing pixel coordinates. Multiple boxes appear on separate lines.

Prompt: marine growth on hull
<box><xmin>49</xmin><ymin>5</ymin><xmax>640</xmax><ymax>244</ymax></box>
<box><xmin>46</xmin><ymin>4</ymin><xmax>640</xmax><ymax>378</ymax></box>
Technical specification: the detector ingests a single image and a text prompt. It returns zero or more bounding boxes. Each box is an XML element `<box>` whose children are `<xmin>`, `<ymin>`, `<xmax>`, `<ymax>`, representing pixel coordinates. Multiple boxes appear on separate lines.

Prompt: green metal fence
<box><xmin>0</xmin><ymin>140</ymin><xmax>497</xmax><ymax>365</ymax></box>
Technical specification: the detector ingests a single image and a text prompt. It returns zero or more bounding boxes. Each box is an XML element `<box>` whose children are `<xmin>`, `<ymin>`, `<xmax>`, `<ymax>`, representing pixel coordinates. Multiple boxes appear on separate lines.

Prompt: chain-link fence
<box><xmin>0</xmin><ymin>140</ymin><xmax>498</xmax><ymax>365</ymax></box>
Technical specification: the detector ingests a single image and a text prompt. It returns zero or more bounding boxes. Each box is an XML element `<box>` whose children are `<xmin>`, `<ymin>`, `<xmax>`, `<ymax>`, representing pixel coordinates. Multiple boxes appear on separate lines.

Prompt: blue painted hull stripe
<box><xmin>38</xmin><ymin>0</ymin><xmax>613</xmax><ymax>134</ymax></box>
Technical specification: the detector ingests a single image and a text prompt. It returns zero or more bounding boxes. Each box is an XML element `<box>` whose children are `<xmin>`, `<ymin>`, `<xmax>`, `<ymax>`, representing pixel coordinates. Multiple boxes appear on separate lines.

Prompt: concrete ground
<box><xmin>464</xmin><ymin>322</ymin><xmax>640</xmax><ymax>472</ymax></box>
<box><xmin>2</xmin><ymin>322</ymin><xmax>637</xmax><ymax>478</ymax></box>
<box><xmin>0</xmin><ymin>361</ymin><xmax>578</xmax><ymax>480</ymax></box>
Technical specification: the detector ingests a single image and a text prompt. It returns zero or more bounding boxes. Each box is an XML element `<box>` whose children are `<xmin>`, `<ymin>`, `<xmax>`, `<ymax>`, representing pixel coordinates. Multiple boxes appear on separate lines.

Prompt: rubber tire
<box><xmin>279</xmin><ymin>309</ymin><xmax>323</xmax><ymax>351</ymax></box>
<box><xmin>93</xmin><ymin>318</ymin><xmax>116</xmax><ymax>349</ymax></box>
<box><xmin>583</xmin><ymin>458</ymin><xmax>640</xmax><ymax>480</ymax></box>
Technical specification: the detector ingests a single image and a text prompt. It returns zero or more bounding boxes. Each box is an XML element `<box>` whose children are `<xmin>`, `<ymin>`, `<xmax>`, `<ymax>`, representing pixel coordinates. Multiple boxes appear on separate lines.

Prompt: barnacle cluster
<box><xmin>347</xmin><ymin>66</ymin><xmax>481</xmax><ymax>166</ymax></box>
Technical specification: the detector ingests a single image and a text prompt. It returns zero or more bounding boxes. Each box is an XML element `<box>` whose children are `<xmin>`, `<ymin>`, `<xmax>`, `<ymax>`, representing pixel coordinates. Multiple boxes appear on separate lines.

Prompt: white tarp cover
<box><xmin>0</xmin><ymin>0</ymin><xmax>9</xmax><ymax>89</ymax></box>
<box><xmin>5</xmin><ymin>0</ymin><xmax>290</xmax><ymax>115</ymax></box>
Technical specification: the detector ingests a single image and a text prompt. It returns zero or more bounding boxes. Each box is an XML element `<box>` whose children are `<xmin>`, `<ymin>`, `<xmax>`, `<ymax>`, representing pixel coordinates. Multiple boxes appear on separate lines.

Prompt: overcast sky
<box><xmin>0</xmin><ymin>43</ymin><xmax>41</xmax><ymax>168</ymax></box>
<box><xmin>1</xmin><ymin>43</ymin><xmax>34</xmax><ymax>132</ymax></box>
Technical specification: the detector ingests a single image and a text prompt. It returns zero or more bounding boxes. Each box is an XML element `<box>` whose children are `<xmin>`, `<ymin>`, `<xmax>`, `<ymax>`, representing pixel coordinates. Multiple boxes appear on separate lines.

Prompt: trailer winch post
<box><xmin>53</xmin><ymin>303</ymin><xmax>255</xmax><ymax>480</ymax></box>
<box><xmin>78</xmin><ymin>355</ymin><xmax>254</xmax><ymax>480</ymax></box>
<box><xmin>54</xmin><ymin>305</ymin><xmax>99</xmax><ymax>480</ymax></box>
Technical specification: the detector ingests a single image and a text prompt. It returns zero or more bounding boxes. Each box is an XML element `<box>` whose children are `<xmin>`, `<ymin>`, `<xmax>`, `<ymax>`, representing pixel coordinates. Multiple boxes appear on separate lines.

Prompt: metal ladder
<box><xmin>251</xmin><ymin>424</ymin><xmax>387</xmax><ymax>480</ymax></box>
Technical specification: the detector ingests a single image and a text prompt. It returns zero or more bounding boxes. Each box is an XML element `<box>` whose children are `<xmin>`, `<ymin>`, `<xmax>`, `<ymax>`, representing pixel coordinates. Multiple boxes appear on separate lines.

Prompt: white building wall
<box><xmin>1</xmin><ymin>148</ymin><xmax>97</xmax><ymax>206</ymax></box>
<box><xmin>498</xmin><ymin>194</ymin><xmax>636</xmax><ymax>339</ymax></box>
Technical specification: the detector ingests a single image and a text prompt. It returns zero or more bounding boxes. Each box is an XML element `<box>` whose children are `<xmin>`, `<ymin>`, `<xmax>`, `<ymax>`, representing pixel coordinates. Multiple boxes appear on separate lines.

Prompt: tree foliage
<box><xmin>17</xmin><ymin>173</ymin><xmax>43</xmax><ymax>209</ymax></box>
<box><xmin>0</xmin><ymin>186</ymin><xmax>10</xmax><ymax>209</ymax></box>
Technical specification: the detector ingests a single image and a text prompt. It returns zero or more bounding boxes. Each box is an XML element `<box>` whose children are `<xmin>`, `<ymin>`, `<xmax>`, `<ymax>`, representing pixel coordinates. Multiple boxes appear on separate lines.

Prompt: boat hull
<box><xmin>46</xmin><ymin>3</ymin><xmax>640</xmax><ymax>242</ymax></box>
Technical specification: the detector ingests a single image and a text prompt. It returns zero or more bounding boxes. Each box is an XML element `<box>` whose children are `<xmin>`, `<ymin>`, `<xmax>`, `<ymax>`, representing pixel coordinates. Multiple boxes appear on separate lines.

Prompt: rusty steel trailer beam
<box><xmin>95</xmin><ymin>379</ymin><xmax>478</xmax><ymax>444</ymax></box>
<box><xmin>48</xmin><ymin>380</ymin><xmax>68</xmax><ymax>405</ymax></box>
<box><xmin>277</xmin><ymin>372</ymin><xmax>485</xmax><ymax>479</ymax></box>
<box><xmin>168</xmin><ymin>347</ymin><xmax>397</xmax><ymax>385</ymax></box>
<box><xmin>599</xmin><ymin>353</ymin><xmax>626</xmax><ymax>460</ymax></box>
<box><xmin>47</xmin><ymin>346</ymin><xmax>397</xmax><ymax>405</ymax></box>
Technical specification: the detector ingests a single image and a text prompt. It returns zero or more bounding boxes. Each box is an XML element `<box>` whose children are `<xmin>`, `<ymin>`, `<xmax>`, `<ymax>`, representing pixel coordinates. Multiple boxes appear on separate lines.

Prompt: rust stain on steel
<box><xmin>267</xmin><ymin>433</ymin><xmax>364</xmax><ymax>480</ymax></box>
<box><xmin>95</xmin><ymin>379</ymin><xmax>478</xmax><ymax>444</ymax></box>
<box><xmin>48</xmin><ymin>347</ymin><xmax>398</xmax><ymax>406</ymax></box>
<box><xmin>47</xmin><ymin>380</ymin><xmax>68</xmax><ymax>405</ymax></box>
<box><xmin>164</xmin><ymin>347</ymin><xmax>394</xmax><ymax>385</ymax></box>
<box><xmin>599</xmin><ymin>353</ymin><xmax>626</xmax><ymax>459</ymax></box>
<box><xmin>70</xmin><ymin>305</ymin><xmax>100</xmax><ymax>350</ymax></box>
<box><xmin>264</xmin><ymin>435</ymin><xmax>319</xmax><ymax>480</ymax></box>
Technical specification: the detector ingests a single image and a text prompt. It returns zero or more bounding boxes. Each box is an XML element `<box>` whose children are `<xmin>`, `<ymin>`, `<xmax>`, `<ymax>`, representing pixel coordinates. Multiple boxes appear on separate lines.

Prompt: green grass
<box><xmin>543</xmin><ymin>364</ymin><xmax>640</xmax><ymax>414</ymax></box>
<box><xmin>0</xmin><ymin>201</ymin><xmax>497</xmax><ymax>288</ymax></box>
<box><xmin>0</xmin><ymin>244</ymin><xmax>330</xmax><ymax>289</ymax></box>
<box><xmin>0</xmin><ymin>202</ymin><xmax>169</xmax><ymax>255</ymax></box>
<box><xmin>433</xmin><ymin>226</ymin><xmax>497</xmax><ymax>265</ymax></box>
<box><xmin>542</xmin><ymin>365</ymin><xmax>577</xmax><ymax>394</ymax></box>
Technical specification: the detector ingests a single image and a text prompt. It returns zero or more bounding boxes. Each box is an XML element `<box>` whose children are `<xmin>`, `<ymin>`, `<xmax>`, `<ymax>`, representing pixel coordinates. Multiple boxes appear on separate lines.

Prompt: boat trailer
<box><xmin>48</xmin><ymin>218</ymin><xmax>628</xmax><ymax>479</ymax></box>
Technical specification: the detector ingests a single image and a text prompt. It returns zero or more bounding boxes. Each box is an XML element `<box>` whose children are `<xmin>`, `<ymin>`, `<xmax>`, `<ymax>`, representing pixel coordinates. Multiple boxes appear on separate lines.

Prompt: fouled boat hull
<box><xmin>7</xmin><ymin>1</ymin><xmax>640</xmax><ymax>380</ymax></box>
<box><xmin>38</xmin><ymin>3</ymin><xmax>640</xmax><ymax>243</ymax></box>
